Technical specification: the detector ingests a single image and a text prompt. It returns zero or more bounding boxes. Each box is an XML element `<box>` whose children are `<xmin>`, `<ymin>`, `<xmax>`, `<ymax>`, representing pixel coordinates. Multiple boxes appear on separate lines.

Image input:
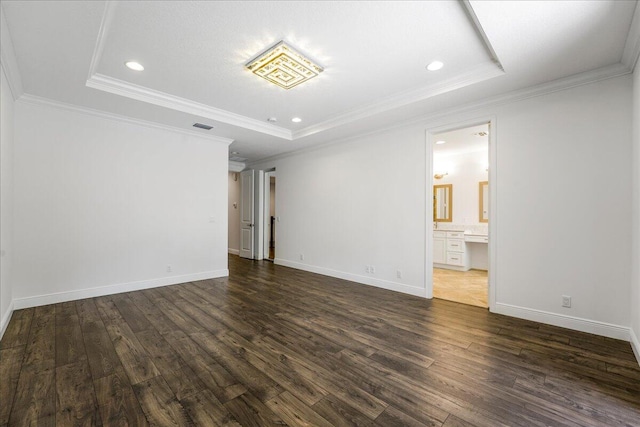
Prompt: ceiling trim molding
<box><xmin>86</xmin><ymin>1</ymin><xmax>291</xmax><ymax>140</ymax></box>
<box><xmin>462</xmin><ymin>0</ymin><xmax>504</xmax><ymax>71</ymax></box>
<box><xmin>18</xmin><ymin>94</ymin><xmax>234</xmax><ymax>146</ymax></box>
<box><xmin>0</xmin><ymin>4</ymin><xmax>24</xmax><ymax>100</ymax></box>
<box><xmin>622</xmin><ymin>1</ymin><xmax>640</xmax><ymax>71</ymax></box>
<box><xmin>292</xmin><ymin>62</ymin><xmax>504</xmax><ymax>140</ymax></box>
<box><xmin>86</xmin><ymin>73</ymin><xmax>292</xmax><ymax>140</ymax></box>
<box><xmin>252</xmin><ymin>62</ymin><xmax>631</xmax><ymax>166</ymax></box>
<box><xmin>228</xmin><ymin>161</ymin><xmax>246</xmax><ymax>172</ymax></box>
<box><xmin>87</xmin><ymin>1</ymin><xmax>117</xmax><ymax>80</ymax></box>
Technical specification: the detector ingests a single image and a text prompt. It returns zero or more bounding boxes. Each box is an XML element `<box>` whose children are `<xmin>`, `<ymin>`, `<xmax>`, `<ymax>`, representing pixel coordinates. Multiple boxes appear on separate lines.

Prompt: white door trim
<box><xmin>239</xmin><ymin>169</ymin><xmax>255</xmax><ymax>259</ymax></box>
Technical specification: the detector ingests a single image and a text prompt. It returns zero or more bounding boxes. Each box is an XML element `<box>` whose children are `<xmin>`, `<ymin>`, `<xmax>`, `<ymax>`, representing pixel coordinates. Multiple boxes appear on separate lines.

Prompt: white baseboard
<box><xmin>492</xmin><ymin>302</ymin><xmax>630</xmax><ymax>341</ymax></box>
<box><xmin>228</xmin><ymin>248</ymin><xmax>240</xmax><ymax>255</ymax></box>
<box><xmin>631</xmin><ymin>328</ymin><xmax>640</xmax><ymax>367</ymax></box>
<box><xmin>274</xmin><ymin>258</ymin><xmax>425</xmax><ymax>297</ymax></box>
<box><xmin>0</xmin><ymin>300</ymin><xmax>15</xmax><ymax>341</ymax></box>
<box><xmin>12</xmin><ymin>269</ymin><xmax>229</xmax><ymax>310</ymax></box>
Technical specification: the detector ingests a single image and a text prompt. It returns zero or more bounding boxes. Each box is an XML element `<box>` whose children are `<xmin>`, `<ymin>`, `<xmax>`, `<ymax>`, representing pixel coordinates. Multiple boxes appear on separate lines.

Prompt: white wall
<box><xmin>0</xmin><ymin>66</ymin><xmax>15</xmax><ymax>335</ymax></box>
<box><xmin>494</xmin><ymin>76</ymin><xmax>631</xmax><ymax>336</ymax></box>
<box><xmin>257</xmin><ymin>124</ymin><xmax>429</xmax><ymax>296</ymax></box>
<box><xmin>434</xmin><ymin>149</ymin><xmax>488</xmax><ymax>226</ymax></box>
<box><xmin>12</xmin><ymin>100</ymin><xmax>230</xmax><ymax>307</ymax></box>
<box><xmin>254</xmin><ymin>74</ymin><xmax>633</xmax><ymax>339</ymax></box>
<box><xmin>228</xmin><ymin>171</ymin><xmax>241</xmax><ymax>254</ymax></box>
<box><xmin>631</xmin><ymin>64</ymin><xmax>640</xmax><ymax>362</ymax></box>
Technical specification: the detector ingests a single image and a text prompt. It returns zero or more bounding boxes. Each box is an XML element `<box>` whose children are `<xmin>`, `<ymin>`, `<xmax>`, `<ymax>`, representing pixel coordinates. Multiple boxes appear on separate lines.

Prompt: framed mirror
<box><xmin>479</xmin><ymin>181</ymin><xmax>488</xmax><ymax>223</ymax></box>
<box><xmin>433</xmin><ymin>184</ymin><xmax>452</xmax><ymax>222</ymax></box>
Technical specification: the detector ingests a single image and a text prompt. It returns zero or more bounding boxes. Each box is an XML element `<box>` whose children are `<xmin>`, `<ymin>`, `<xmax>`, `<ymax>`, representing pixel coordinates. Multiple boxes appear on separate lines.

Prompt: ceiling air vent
<box><xmin>193</xmin><ymin>123</ymin><xmax>214</xmax><ymax>130</ymax></box>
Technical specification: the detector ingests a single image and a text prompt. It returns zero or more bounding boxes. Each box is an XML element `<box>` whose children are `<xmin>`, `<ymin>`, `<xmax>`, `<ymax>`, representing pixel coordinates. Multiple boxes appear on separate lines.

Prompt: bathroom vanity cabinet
<box><xmin>433</xmin><ymin>230</ymin><xmax>470</xmax><ymax>271</ymax></box>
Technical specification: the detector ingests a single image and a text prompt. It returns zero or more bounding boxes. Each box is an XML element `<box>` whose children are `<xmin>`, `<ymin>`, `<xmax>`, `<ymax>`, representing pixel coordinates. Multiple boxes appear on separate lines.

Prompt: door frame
<box><xmin>239</xmin><ymin>169</ymin><xmax>255</xmax><ymax>259</ymax></box>
<box><xmin>263</xmin><ymin>169</ymin><xmax>276</xmax><ymax>260</ymax></box>
<box><xmin>425</xmin><ymin>115</ymin><xmax>497</xmax><ymax>312</ymax></box>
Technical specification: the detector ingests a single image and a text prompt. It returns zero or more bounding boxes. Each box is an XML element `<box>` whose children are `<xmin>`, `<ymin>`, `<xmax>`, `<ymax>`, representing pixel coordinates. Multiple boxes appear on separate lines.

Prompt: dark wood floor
<box><xmin>1</xmin><ymin>256</ymin><xmax>640</xmax><ymax>426</ymax></box>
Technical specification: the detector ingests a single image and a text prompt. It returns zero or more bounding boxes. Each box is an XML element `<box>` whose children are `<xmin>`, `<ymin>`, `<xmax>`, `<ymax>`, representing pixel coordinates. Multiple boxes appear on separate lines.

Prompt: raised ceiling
<box><xmin>2</xmin><ymin>1</ymin><xmax>638</xmax><ymax>163</ymax></box>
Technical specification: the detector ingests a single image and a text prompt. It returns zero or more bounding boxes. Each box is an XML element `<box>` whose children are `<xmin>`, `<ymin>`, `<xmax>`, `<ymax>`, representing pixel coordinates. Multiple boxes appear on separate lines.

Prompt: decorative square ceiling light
<box><xmin>245</xmin><ymin>41</ymin><xmax>323</xmax><ymax>90</ymax></box>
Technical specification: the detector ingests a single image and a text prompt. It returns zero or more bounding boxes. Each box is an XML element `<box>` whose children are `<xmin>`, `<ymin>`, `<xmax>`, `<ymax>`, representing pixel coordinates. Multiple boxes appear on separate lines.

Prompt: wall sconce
<box><xmin>434</xmin><ymin>172</ymin><xmax>449</xmax><ymax>180</ymax></box>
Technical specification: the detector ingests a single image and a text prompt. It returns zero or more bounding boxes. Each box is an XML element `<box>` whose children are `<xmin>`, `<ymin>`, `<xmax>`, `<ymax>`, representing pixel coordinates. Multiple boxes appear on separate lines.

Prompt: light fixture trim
<box><xmin>246</xmin><ymin>40</ymin><xmax>324</xmax><ymax>90</ymax></box>
<box><xmin>291</xmin><ymin>117</ymin><xmax>302</xmax><ymax>123</ymax></box>
<box><xmin>125</xmin><ymin>61</ymin><xmax>145</xmax><ymax>71</ymax></box>
<box><xmin>426</xmin><ymin>61</ymin><xmax>444</xmax><ymax>71</ymax></box>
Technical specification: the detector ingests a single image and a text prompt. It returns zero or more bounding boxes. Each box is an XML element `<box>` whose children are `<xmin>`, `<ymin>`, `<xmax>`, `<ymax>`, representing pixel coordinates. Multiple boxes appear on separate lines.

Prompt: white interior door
<box><xmin>239</xmin><ymin>169</ymin><xmax>255</xmax><ymax>259</ymax></box>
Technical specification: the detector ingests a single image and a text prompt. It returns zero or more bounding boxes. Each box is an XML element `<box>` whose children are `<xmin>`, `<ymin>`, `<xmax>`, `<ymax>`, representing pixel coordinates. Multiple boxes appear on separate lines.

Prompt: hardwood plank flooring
<box><xmin>1</xmin><ymin>255</ymin><xmax>639</xmax><ymax>426</ymax></box>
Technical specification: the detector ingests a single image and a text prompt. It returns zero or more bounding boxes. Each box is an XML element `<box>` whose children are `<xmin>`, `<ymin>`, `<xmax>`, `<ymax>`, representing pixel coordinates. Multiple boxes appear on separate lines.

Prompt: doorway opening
<box><xmin>264</xmin><ymin>171</ymin><xmax>276</xmax><ymax>261</ymax></box>
<box><xmin>431</xmin><ymin>123</ymin><xmax>490</xmax><ymax>308</ymax></box>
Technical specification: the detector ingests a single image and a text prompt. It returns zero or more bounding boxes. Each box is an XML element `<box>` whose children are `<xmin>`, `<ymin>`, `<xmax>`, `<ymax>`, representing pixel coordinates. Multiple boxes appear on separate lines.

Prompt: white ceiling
<box><xmin>2</xmin><ymin>1</ymin><xmax>638</xmax><ymax>163</ymax></box>
<box><xmin>434</xmin><ymin>124</ymin><xmax>489</xmax><ymax>157</ymax></box>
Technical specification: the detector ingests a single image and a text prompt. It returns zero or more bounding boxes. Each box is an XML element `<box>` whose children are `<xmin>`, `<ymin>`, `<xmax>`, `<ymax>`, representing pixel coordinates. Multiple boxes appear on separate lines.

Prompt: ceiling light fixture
<box><xmin>246</xmin><ymin>40</ymin><xmax>324</xmax><ymax>90</ymax></box>
<box><xmin>426</xmin><ymin>61</ymin><xmax>444</xmax><ymax>71</ymax></box>
<box><xmin>435</xmin><ymin>140</ymin><xmax>446</xmax><ymax>145</ymax></box>
<box><xmin>267</xmin><ymin>117</ymin><xmax>278</xmax><ymax>123</ymax></box>
<box><xmin>434</xmin><ymin>172</ymin><xmax>449</xmax><ymax>180</ymax></box>
<box><xmin>291</xmin><ymin>117</ymin><xmax>302</xmax><ymax>123</ymax></box>
<box><xmin>125</xmin><ymin>61</ymin><xmax>144</xmax><ymax>71</ymax></box>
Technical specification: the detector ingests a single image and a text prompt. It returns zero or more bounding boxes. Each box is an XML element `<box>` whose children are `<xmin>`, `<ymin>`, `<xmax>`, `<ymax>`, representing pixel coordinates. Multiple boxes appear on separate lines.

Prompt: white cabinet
<box><xmin>433</xmin><ymin>231</ymin><xmax>446</xmax><ymax>264</ymax></box>
<box><xmin>433</xmin><ymin>231</ymin><xmax>470</xmax><ymax>271</ymax></box>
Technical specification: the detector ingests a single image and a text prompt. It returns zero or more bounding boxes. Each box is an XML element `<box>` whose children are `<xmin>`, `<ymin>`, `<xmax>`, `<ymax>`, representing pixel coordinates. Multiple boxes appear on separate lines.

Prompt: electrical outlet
<box><xmin>562</xmin><ymin>295</ymin><xmax>571</xmax><ymax>308</ymax></box>
<box><xmin>397</xmin><ymin>270</ymin><xmax>402</xmax><ymax>279</ymax></box>
<box><xmin>299</xmin><ymin>254</ymin><xmax>304</xmax><ymax>261</ymax></box>
<box><xmin>167</xmin><ymin>265</ymin><xmax>172</xmax><ymax>273</ymax></box>
<box><xmin>365</xmin><ymin>265</ymin><xmax>370</xmax><ymax>273</ymax></box>
<box><xmin>370</xmin><ymin>266</ymin><xmax>376</xmax><ymax>274</ymax></box>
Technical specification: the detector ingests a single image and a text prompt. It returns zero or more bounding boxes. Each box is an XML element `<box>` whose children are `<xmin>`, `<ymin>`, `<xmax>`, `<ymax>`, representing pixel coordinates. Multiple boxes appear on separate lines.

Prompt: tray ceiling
<box><xmin>2</xmin><ymin>1</ymin><xmax>638</xmax><ymax>162</ymax></box>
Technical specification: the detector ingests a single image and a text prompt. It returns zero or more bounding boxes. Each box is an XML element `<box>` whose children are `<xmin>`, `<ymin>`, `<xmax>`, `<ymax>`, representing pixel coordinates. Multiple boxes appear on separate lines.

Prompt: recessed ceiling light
<box><xmin>125</xmin><ymin>61</ymin><xmax>144</xmax><ymax>71</ymax></box>
<box><xmin>426</xmin><ymin>61</ymin><xmax>444</xmax><ymax>71</ymax></box>
<box><xmin>291</xmin><ymin>117</ymin><xmax>302</xmax><ymax>123</ymax></box>
<box><xmin>435</xmin><ymin>140</ymin><xmax>446</xmax><ymax>145</ymax></box>
<box><xmin>246</xmin><ymin>40</ymin><xmax>324</xmax><ymax>90</ymax></box>
<box><xmin>267</xmin><ymin>117</ymin><xmax>278</xmax><ymax>123</ymax></box>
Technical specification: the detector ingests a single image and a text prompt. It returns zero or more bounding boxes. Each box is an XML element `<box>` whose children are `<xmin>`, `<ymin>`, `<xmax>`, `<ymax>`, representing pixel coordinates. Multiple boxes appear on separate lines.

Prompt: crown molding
<box><xmin>461</xmin><ymin>0</ymin><xmax>504</xmax><ymax>71</ymax></box>
<box><xmin>86</xmin><ymin>73</ymin><xmax>292</xmax><ymax>140</ymax></box>
<box><xmin>228</xmin><ymin>161</ymin><xmax>246</xmax><ymax>172</ymax></box>
<box><xmin>293</xmin><ymin>62</ymin><xmax>505</xmax><ymax>140</ymax></box>
<box><xmin>252</xmin><ymin>62</ymin><xmax>631</xmax><ymax>166</ymax></box>
<box><xmin>86</xmin><ymin>0</ymin><xmax>291</xmax><ymax>140</ymax></box>
<box><xmin>622</xmin><ymin>1</ymin><xmax>640</xmax><ymax>71</ymax></box>
<box><xmin>0</xmin><ymin>4</ymin><xmax>24</xmax><ymax>100</ymax></box>
<box><xmin>18</xmin><ymin>94</ymin><xmax>234</xmax><ymax>146</ymax></box>
<box><xmin>84</xmin><ymin>0</ymin><xmax>633</xmax><ymax>146</ymax></box>
<box><xmin>87</xmin><ymin>1</ymin><xmax>117</xmax><ymax>80</ymax></box>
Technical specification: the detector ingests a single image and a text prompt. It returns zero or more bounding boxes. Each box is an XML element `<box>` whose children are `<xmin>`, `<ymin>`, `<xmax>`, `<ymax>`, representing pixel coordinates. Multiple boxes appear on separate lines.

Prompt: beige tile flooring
<box><xmin>433</xmin><ymin>268</ymin><xmax>488</xmax><ymax>308</ymax></box>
